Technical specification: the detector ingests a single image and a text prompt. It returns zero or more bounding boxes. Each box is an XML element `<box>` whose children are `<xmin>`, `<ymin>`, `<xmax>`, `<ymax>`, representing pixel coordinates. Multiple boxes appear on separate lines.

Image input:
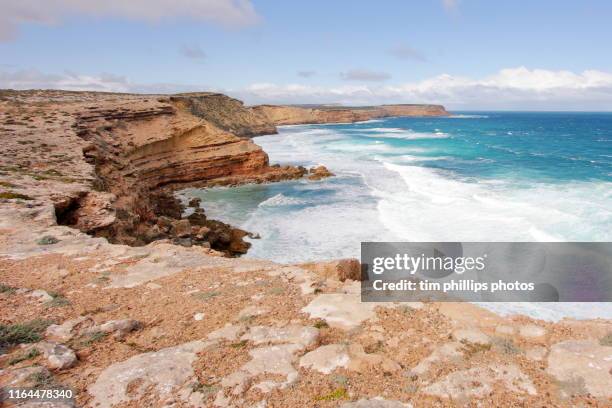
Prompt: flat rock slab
<box><xmin>410</xmin><ymin>342</ymin><xmax>463</xmax><ymax>376</ymax></box>
<box><xmin>546</xmin><ymin>340</ymin><xmax>612</xmax><ymax>397</ymax></box>
<box><xmin>222</xmin><ymin>344</ymin><xmax>303</xmax><ymax>395</ymax></box>
<box><xmin>452</xmin><ymin>328</ymin><xmax>491</xmax><ymax>345</ymax></box>
<box><xmin>341</xmin><ymin>398</ymin><xmax>412</xmax><ymax>408</ymax></box>
<box><xmin>299</xmin><ymin>344</ymin><xmax>351</xmax><ymax>374</ymax></box>
<box><xmin>107</xmin><ymin>243</ymin><xmax>233</xmax><ymax>288</ymax></box>
<box><xmin>241</xmin><ymin>325</ymin><xmax>319</xmax><ymax>348</ymax></box>
<box><xmin>424</xmin><ymin>364</ymin><xmax>536</xmax><ymax>399</ymax></box>
<box><xmin>208</xmin><ymin>324</ymin><xmax>245</xmax><ymax>341</ymax></box>
<box><xmin>88</xmin><ymin>340</ymin><xmax>214</xmax><ymax>408</ymax></box>
<box><xmin>519</xmin><ymin>324</ymin><xmax>547</xmax><ymax>339</ymax></box>
<box><xmin>302</xmin><ymin>293</ymin><xmax>378</xmax><ymax>330</ymax></box>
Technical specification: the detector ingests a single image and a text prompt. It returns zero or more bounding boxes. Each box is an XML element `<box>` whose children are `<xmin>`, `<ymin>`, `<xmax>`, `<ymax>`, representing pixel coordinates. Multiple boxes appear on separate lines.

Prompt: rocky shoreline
<box><xmin>1</xmin><ymin>90</ymin><xmax>610</xmax><ymax>407</ymax></box>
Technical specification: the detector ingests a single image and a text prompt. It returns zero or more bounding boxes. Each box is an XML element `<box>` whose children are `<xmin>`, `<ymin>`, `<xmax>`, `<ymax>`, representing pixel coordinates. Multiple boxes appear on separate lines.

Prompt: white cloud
<box><xmin>2</xmin><ymin>67</ymin><xmax>612</xmax><ymax>110</ymax></box>
<box><xmin>0</xmin><ymin>69</ymin><xmax>215</xmax><ymax>94</ymax></box>
<box><xmin>0</xmin><ymin>0</ymin><xmax>259</xmax><ymax>41</ymax></box>
<box><xmin>442</xmin><ymin>0</ymin><xmax>459</xmax><ymax>12</ymax></box>
<box><xmin>237</xmin><ymin>67</ymin><xmax>612</xmax><ymax>110</ymax></box>
<box><xmin>340</xmin><ymin>69</ymin><xmax>391</xmax><ymax>82</ymax></box>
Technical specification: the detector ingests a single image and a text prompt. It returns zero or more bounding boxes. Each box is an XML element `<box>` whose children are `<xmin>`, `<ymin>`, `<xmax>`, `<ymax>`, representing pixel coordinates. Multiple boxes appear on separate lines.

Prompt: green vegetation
<box><xmin>491</xmin><ymin>336</ymin><xmax>522</xmax><ymax>355</ymax></box>
<box><xmin>27</xmin><ymin>369</ymin><xmax>56</xmax><ymax>389</ymax></box>
<box><xmin>191</xmin><ymin>291</ymin><xmax>220</xmax><ymax>301</ymax></box>
<box><xmin>37</xmin><ymin>235</ymin><xmax>59</xmax><ymax>245</ymax></box>
<box><xmin>599</xmin><ymin>332</ymin><xmax>612</xmax><ymax>346</ymax></box>
<box><xmin>0</xmin><ymin>191</ymin><xmax>33</xmax><ymax>200</ymax></box>
<box><xmin>46</xmin><ymin>292</ymin><xmax>71</xmax><ymax>308</ymax></box>
<box><xmin>0</xmin><ymin>283</ymin><xmax>16</xmax><ymax>294</ymax></box>
<box><xmin>9</xmin><ymin>347</ymin><xmax>41</xmax><ymax>365</ymax></box>
<box><xmin>0</xmin><ymin>319</ymin><xmax>53</xmax><ymax>347</ymax></box>
<box><xmin>313</xmin><ymin>320</ymin><xmax>329</xmax><ymax>329</ymax></box>
<box><xmin>72</xmin><ymin>331</ymin><xmax>108</xmax><ymax>349</ymax></box>
<box><xmin>230</xmin><ymin>340</ymin><xmax>248</xmax><ymax>349</ymax></box>
<box><xmin>461</xmin><ymin>340</ymin><xmax>492</xmax><ymax>357</ymax></box>
<box><xmin>191</xmin><ymin>381</ymin><xmax>218</xmax><ymax>395</ymax></box>
<box><xmin>315</xmin><ymin>387</ymin><xmax>348</xmax><ymax>401</ymax></box>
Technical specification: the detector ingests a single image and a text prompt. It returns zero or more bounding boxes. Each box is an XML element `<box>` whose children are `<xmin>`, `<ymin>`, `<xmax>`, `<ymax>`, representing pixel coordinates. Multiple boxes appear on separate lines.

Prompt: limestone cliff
<box><xmin>0</xmin><ymin>90</ymin><xmax>305</xmax><ymax>254</ymax></box>
<box><xmin>250</xmin><ymin>103</ymin><xmax>449</xmax><ymax>125</ymax></box>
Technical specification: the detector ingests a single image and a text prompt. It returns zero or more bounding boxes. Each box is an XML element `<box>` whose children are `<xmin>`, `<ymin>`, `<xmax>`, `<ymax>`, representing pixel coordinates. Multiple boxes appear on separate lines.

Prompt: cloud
<box><xmin>442</xmin><ymin>0</ymin><xmax>459</xmax><ymax>12</ymax></box>
<box><xmin>0</xmin><ymin>69</ymin><xmax>216</xmax><ymax>94</ymax></box>
<box><xmin>3</xmin><ymin>66</ymin><xmax>612</xmax><ymax>110</ymax></box>
<box><xmin>388</xmin><ymin>44</ymin><xmax>426</xmax><ymax>62</ymax></box>
<box><xmin>237</xmin><ymin>67</ymin><xmax>612</xmax><ymax>110</ymax></box>
<box><xmin>297</xmin><ymin>70</ymin><xmax>316</xmax><ymax>78</ymax></box>
<box><xmin>180</xmin><ymin>44</ymin><xmax>206</xmax><ymax>60</ymax></box>
<box><xmin>340</xmin><ymin>69</ymin><xmax>391</xmax><ymax>82</ymax></box>
<box><xmin>0</xmin><ymin>0</ymin><xmax>260</xmax><ymax>41</ymax></box>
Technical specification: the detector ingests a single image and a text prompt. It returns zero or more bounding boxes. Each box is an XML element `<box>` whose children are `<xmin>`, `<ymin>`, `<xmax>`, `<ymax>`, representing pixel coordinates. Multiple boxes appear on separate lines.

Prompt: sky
<box><xmin>1</xmin><ymin>0</ymin><xmax>612</xmax><ymax>110</ymax></box>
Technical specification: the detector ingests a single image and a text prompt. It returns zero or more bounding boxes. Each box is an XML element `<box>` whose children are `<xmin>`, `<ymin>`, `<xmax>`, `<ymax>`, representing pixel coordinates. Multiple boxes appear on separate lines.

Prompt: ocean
<box><xmin>180</xmin><ymin>112</ymin><xmax>612</xmax><ymax>321</ymax></box>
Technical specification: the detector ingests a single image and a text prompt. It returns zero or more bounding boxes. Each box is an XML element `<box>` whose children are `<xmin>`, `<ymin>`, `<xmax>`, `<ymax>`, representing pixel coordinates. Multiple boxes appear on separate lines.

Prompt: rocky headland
<box><xmin>0</xmin><ymin>90</ymin><xmax>610</xmax><ymax>407</ymax></box>
<box><xmin>251</xmin><ymin>104</ymin><xmax>449</xmax><ymax>126</ymax></box>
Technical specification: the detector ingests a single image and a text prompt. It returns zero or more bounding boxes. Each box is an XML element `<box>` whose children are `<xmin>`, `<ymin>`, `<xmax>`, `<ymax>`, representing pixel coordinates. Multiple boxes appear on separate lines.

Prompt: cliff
<box><xmin>0</xmin><ymin>90</ymin><xmax>307</xmax><ymax>254</ymax></box>
<box><xmin>250</xmin><ymin>103</ymin><xmax>449</xmax><ymax>126</ymax></box>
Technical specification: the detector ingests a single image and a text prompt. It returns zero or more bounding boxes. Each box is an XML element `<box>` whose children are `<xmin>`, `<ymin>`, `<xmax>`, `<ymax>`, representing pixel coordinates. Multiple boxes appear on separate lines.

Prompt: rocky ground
<box><xmin>1</xmin><ymin>90</ymin><xmax>611</xmax><ymax>407</ymax></box>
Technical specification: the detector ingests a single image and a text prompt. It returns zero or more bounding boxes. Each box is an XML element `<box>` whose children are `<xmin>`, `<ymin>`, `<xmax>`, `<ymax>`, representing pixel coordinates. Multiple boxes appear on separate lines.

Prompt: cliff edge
<box><xmin>251</xmin><ymin>103</ymin><xmax>449</xmax><ymax>126</ymax></box>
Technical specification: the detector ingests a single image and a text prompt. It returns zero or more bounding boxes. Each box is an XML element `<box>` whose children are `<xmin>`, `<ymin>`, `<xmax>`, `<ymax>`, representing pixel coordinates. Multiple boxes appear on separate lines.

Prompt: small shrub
<box><xmin>0</xmin><ymin>283</ymin><xmax>16</xmax><ymax>294</ymax></box>
<box><xmin>9</xmin><ymin>347</ymin><xmax>41</xmax><ymax>365</ymax></box>
<box><xmin>0</xmin><ymin>319</ymin><xmax>53</xmax><ymax>347</ymax></box>
<box><xmin>191</xmin><ymin>291</ymin><xmax>220</xmax><ymax>301</ymax></box>
<box><xmin>27</xmin><ymin>370</ymin><xmax>56</xmax><ymax>389</ymax></box>
<box><xmin>191</xmin><ymin>382</ymin><xmax>218</xmax><ymax>395</ymax></box>
<box><xmin>491</xmin><ymin>336</ymin><xmax>522</xmax><ymax>355</ymax></box>
<box><xmin>313</xmin><ymin>320</ymin><xmax>329</xmax><ymax>329</ymax></box>
<box><xmin>37</xmin><ymin>235</ymin><xmax>59</xmax><ymax>245</ymax></box>
<box><xmin>461</xmin><ymin>340</ymin><xmax>492</xmax><ymax>357</ymax></box>
<box><xmin>46</xmin><ymin>292</ymin><xmax>71</xmax><ymax>308</ymax></box>
<box><xmin>599</xmin><ymin>332</ymin><xmax>612</xmax><ymax>347</ymax></box>
<box><xmin>0</xmin><ymin>192</ymin><xmax>33</xmax><ymax>200</ymax></box>
<box><xmin>230</xmin><ymin>340</ymin><xmax>248</xmax><ymax>349</ymax></box>
<box><xmin>73</xmin><ymin>331</ymin><xmax>108</xmax><ymax>349</ymax></box>
<box><xmin>315</xmin><ymin>387</ymin><xmax>348</xmax><ymax>401</ymax></box>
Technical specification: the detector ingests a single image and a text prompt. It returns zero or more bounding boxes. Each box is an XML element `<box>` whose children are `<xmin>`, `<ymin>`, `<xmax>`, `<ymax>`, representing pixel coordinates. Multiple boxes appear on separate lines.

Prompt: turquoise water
<box><xmin>181</xmin><ymin>112</ymin><xmax>612</xmax><ymax>320</ymax></box>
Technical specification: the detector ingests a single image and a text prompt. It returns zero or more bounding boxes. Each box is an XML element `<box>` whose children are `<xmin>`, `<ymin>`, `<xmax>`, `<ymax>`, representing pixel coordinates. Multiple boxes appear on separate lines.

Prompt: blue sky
<box><xmin>1</xmin><ymin>0</ymin><xmax>612</xmax><ymax>109</ymax></box>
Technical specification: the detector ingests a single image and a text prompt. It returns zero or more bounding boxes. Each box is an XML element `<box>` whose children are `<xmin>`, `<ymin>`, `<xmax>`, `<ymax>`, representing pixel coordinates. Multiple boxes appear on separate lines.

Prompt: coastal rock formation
<box><xmin>251</xmin><ymin>103</ymin><xmax>449</xmax><ymax>126</ymax></box>
<box><xmin>0</xmin><ymin>90</ymin><xmax>306</xmax><ymax>255</ymax></box>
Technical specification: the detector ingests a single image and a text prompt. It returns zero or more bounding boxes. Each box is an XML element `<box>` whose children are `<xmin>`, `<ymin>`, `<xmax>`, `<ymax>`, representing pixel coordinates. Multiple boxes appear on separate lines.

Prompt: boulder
<box><xmin>84</xmin><ymin>319</ymin><xmax>142</xmax><ymax>339</ymax></box>
<box><xmin>308</xmin><ymin>165</ymin><xmax>334</xmax><ymax>181</ymax></box>
<box><xmin>187</xmin><ymin>197</ymin><xmax>201</xmax><ymax>208</ymax></box>
<box><xmin>171</xmin><ymin>219</ymin><xmax>191</xmax><ymax>238</ymax></box>
<box><xmin>547</xmin><ymin>340</ymin><xmax>612</xmax><ymax>397</ymax></box>
<box><xmin>35</xmin><ymin>342</ymin><xmax>77</xmax><ymax>370</ymax></box>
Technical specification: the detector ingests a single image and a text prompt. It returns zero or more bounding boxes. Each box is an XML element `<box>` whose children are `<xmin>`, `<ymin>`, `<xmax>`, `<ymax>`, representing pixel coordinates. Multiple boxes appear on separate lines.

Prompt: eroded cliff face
<box><xmin>0</xmin><ymin>91</ymin><xmax>305</xmax><ymax>254</ymax></box>
<box><xmin>250</xmin><ymin>103</ymin><xmax>449</xmax><ymax>125</ymax></box>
